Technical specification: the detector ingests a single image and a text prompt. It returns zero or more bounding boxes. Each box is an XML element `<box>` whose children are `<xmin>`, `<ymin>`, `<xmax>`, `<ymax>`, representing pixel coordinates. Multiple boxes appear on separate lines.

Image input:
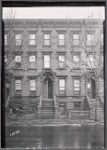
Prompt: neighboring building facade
<box><xmin>4</xmin><ymin>19</ymin><xmax>104</xmax><ymax>120</ymax></box>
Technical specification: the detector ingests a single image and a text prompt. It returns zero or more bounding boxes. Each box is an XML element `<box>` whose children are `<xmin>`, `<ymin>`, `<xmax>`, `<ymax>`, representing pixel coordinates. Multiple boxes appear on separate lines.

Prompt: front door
<box><xmin>43</xmin><ymin>77</ymin><xmax>53</xmax><ymax>99</ymax></box>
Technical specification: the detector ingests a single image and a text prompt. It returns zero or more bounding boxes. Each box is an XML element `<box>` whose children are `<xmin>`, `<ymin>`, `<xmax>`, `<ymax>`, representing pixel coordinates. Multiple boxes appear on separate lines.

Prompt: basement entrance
<box><xmin>43</xmin><ymin>77</ymin><xmax>53</xmax><ymax>99</ymax></box>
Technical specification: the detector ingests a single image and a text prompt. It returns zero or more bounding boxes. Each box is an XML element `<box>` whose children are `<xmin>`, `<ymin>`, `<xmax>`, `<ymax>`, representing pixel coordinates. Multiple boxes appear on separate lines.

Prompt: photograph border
<box><xmin>0</xmin><ymin>0</ymin><xmax>107</xmax><ymax>149</ymax></box>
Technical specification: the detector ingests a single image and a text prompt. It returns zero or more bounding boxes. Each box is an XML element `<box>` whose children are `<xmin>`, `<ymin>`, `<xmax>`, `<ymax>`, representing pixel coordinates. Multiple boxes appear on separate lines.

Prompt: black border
<box><xmin>1</xmin><ymin>0</ymin><xmax>107</xmax><ymax>149</ymax></box>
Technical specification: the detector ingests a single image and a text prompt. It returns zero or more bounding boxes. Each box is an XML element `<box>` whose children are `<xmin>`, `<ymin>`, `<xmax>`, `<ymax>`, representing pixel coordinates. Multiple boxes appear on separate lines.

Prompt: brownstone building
<box><xmin>4</xmin><ymin>19</ymin><xmax>104</xmax><ymax>120</ymax></box>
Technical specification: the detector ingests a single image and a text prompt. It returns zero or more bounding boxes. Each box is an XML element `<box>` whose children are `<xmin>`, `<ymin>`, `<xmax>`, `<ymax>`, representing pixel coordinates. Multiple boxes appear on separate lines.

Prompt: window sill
<box><xmin>14</xmin><ymin>68</ymin><xmax>23</xmax><ymax>70</ymax></box>
<box><xmin>15</xmin><ymin>95</ymin><xmax>22</xmax><ymax>97</ymax></box>
<box><xmin>58</xmin><ymin>68</ymin><xmax>66</xmax><ymax>70</ymax></box>
<box><xmin>27</xmin><ymin>68</ymin><xmax>37</xmax><ymax>71</ymax></box>
<box><xmin>28</xmin><ymin>45</ymin><xmax>37</xmax><ymax>47</ymax></box>
<box><xmin>43</xmin><ymin>45</ymin><xmax>51</xmax><ymax>47</ymax></box>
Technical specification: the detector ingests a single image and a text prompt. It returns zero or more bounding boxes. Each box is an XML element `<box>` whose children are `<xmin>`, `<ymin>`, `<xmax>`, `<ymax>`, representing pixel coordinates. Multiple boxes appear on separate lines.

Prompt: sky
<box><xmin>3</xmin><ymin>7</ymin><xmax>105</xmax><ymax>20</ymax></box>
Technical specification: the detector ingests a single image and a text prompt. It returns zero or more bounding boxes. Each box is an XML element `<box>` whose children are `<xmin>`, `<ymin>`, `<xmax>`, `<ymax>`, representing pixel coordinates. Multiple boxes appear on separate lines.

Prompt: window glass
<box><xmin>15</xmin><ymin>34</ymin><xmax>22</xmax><ymax>46</ymax></box>
<box><xmin>59</xmin><ymin>55</ymin><xmax>65</xmax><ymax>68</ymax></box>
<box><xmin>44</xmin><ymin>34</ymin><xmax>50</xmax><ymax>46</ymax></box>
<box><xmin>44</xmin><ymin>55</ymin><xmax>50</xmax><ymax>68</ymax></box>
<box><xmin>87</xmin><ymin>34</ymin><xmax>94</xmax><ymax>45</ymax></box>
<box><xmin>29</xmin><ymin>55</ymin><xmax>35</xmax><ymax>62</ymax></box>
<box><xmin>74</xmin><ymin>79</ymin><xmax>80</xmax><ymax>95</ymax></box>
<box><xmin>59</xmin><ymin>79</ymin><xmax>65</xmax><ymax>95</ymax></box>
<box><xmin>87</xmin><ymin>55</ymin><xmax>94</xmax><ymax>68</ymax></box>
<box><xmin>73</xmin><ymin>55</ymin><xmax>80</xmax><ymax>68</ymax></box>
<box><xmin>15</xmin><ymin>80</ymin><xmax>21</xmax><ymax>90</ymax></box>
<box><xmin>29</xmin><ymin>34</ymin><xmax>35</xmax><ymax>45</ymax></box>
<box><xmin>15</xmin><ymin>56</ymin><xmax>21</xmax><ymax>62</ymax></box>
<box><xmin>59</xmin><ymin>34</ymin><xmax>65</xmax><ymax>46</ymax></box>
<box><xmin>73</xmin><ymin>34</ymin><xmax>79</xmax><ymax>45</ymax></box>
<box><xmin>30</xmin><ymin>80</ymin><xmax>36</xmax><ymax>91</ymax></box>
<box><xmin>5</xmin><ymin>34</ymin><xmax>8</xmax><ymax>45</ymax></box>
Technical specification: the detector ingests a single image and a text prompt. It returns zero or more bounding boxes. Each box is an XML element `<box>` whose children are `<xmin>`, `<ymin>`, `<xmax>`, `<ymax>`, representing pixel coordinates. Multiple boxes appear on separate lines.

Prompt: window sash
<box><xmin>74</xmin><ymin>79</ymin><xmax>80</xmax><ymax>95</ymax></box>
<box><xmin>87</xmin><ymin>34</ymin><xmax>94</xmax><ymax>45</ymax></box>
<box><xmin>15</xmin><ymin>34</ymin><xmax>22</xmax><ymax>46</ymax></box>
<box><xmin>15</xmin><ymin>56</ymin><xmax>21</xmax><ymax>62</ymax></box>
<box><xmin>30</xmin><ymin>80</ymin><xmax>36</xmax><ymax>91</ymax></box>
<box><xmin>59</xmin><ymin>79</ymin><xmax>65</xmax><ymax>95</ymax></box>
<box><xmin>73</xmin><ymin>55</ymin><xmax>80</xmax><ymax>68</ymax></box>
<box><xmin>59</xmin><ymin>55</ymin><xmax>65</xmax><ymax>68</ymax></box>
<box><xmin>29</xmin><ymin>55</ymin><xmax>35</xmax><ymax>62</ymax></box>
<box><xmin>15</xmin><ymin>80</ymin><xmax>21</xmax><ymax>90</ymax></box>
<box><xmin>59</xmin><ymin>34</ymin><xmax>65</xmax><ymax>46</ymax></box>
<box><xmin>5</xmin><ymin>34</ymin><xmax>8</xmax><ymax>45</ymax></box>
<box><xmin>87</xmin><ymin>55</ymin><xmax>94</xmax><ymax>68</ymax></box>
<box><xmin>44</xmin><ymin>55</ymin><xmax>50</xmax><ymax>68</ymax></box>
<box><xmin>29</xmin><ymin>34</ymin><xmax>35</xmax><ymax>45</ymax></box>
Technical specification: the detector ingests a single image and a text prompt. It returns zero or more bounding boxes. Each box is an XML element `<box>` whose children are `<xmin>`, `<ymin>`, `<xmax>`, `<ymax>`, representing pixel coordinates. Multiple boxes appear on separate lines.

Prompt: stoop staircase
<box><xmin>87</xmin><ymin>95</ymin><xmax>104</xmax><ymax>121</ymax></box>
<box><xmin>41</xmin><ymin>99</ymin><xmax>55</xmax><ymax>119</ymax></box>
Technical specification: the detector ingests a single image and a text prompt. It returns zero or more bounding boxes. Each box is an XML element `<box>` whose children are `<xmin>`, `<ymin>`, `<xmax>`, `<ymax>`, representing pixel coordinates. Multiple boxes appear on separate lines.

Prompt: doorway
<box><xmin>43</xmin><ymin>77</ymin><xmax>53</xmax><ymax>99</ymax></box>
<box><xmin>91</xmin><ymin>79</ymin><xmax>96</xmax><ymax>99</ymax></box>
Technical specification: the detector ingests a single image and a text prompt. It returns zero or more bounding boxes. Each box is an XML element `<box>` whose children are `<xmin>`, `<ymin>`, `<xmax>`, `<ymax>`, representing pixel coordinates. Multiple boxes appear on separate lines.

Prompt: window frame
<box><xmin>58</xmin><ymin>55</ymin><xmax>65</xmax><ymax>69</ymax></box>
<box><xmin>5</xmin><ymin>34</ymin><xmax>8</xmax><ymax>46</ymax></box>
<box><xmin>15</xmin><ymin>79</ymin><xmax>22</xmax><ymax>96</ymax></box>
<box><xmin>73</xmin><ymin>78</ymin><xmax>81</xmax><ymax>96</ymax></box>
<box><xmin>15</xmin><ymin>34</ymin><xmax>22</xmax><ymax>46</ymax></box>
<box><xmin>73</xmin><ymin>54</ymin><xmax>80</xmax><ymax>69</ymax></box>
<box><xmin>29</xmin><ymin>79</ymin><xmax>36</xmax><ymax>96</ymax></box>
<box><xmin>29</xmin><ymin>55</ymin><xmax>36</xmax><ymax>69</ymax></box>
<box><xmin>86</xmin><ymin>33</ymin><xmax>94</xmax><ymax>46</ymax></box>
<box><xmin>72</xmin><ymin>33</ymin><xmax>79</xmax><ymax>46</ymax></box>
<box><xmin>59</xmin><ymin>78</ymin><xmax>66</xmax><ymax>96</ymax></box>
<box><xmin>43</xmin><ymin>54</ymin><xmax>51</xmax><ymax>69</ymax></box>
<box><xmin>43</xmin><ymin>33</ymin><xmax>51</xmax><ymax>46</ymax></box>
<box><xmin>87</xmin><ymin>54</ymin><xmax>95</xmax><ymax>68</ymax></box>
<box><xmin>29</xmin><ymin>34</ymin><xmax>36</xmax><ymax>46</ymax></box>
<box><xmin>15</xmin><ymin>55</ymin><xmax>21</xmax><ymax>69</ymax></box>
<box><xmin>58</xmin><ymin>33</ymin><xmax>65</xmax><ymax>46</ymax></box>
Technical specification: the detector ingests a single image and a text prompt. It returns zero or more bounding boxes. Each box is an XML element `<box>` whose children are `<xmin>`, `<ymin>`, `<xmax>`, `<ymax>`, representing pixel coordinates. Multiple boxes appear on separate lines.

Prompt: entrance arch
<box><xmin>43</xmin><ymin>77</ymin><xmax>53</xmax><ymax>99</ymax></box>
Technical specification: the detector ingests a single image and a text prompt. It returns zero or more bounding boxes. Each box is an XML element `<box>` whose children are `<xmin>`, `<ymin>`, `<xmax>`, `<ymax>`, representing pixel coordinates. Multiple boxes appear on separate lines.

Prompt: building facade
<box><xmin>4</xmin><ymin>19</ymin><xmax>104</xmax><ymax>120</ymax></box>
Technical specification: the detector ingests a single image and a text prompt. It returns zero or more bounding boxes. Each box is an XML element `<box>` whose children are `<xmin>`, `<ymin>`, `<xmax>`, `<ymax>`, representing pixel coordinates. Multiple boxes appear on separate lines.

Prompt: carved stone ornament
<box><xmin>39</xmin><ymin>69</ymin><xmax>56</xmax><ymax>81</ymax></box>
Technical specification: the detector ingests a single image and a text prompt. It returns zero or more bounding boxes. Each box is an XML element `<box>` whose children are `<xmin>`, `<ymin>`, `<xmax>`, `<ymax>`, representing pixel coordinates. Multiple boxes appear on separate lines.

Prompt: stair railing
<box><xmin>39</xmin><ymin>95</ymin><xmax>42</xmax><ymax>108</ymax></box>
<box><xmin>5</xmin><ymin>95</ymin><xmax>11</xmax><ymax>108</ymax></box>
<box><xmin>54</xmin><ymin>96</ymin><xmax>57</xmax><ymax>108</ymax></box>
<box><xmin>86</xmin><ymin>94</ymin><xmax>91</xmax><ymax>109</ymax></box>
<box><xmin>99</xmin><ymin>94</ymin><xmax>104</xmax><ymax>107</ymax></box>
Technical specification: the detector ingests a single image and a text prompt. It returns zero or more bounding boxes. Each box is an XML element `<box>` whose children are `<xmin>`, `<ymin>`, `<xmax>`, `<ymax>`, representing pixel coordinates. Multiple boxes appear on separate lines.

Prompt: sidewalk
<box><xmin>6</xmin><ymin>116</ymin><xmax>104</xmax><ymax>126</ymax></box>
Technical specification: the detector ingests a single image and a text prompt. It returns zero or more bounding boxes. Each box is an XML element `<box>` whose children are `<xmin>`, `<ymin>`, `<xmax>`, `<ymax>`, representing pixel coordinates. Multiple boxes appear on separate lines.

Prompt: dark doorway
<box><xmin>91</xmin><ymin>79</ymin><xmax>96</xmax><ymax>99</ymax></box>
<box><xmin>43</xmin><ymin>77</ymin><xmax>53</xmax><ymax>99</ymax></box>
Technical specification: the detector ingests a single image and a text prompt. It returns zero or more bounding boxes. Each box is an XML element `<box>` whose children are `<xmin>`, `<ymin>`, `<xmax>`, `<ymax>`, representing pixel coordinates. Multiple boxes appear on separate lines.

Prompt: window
<box><xmin>73</xmin><ymin>54</ymin><xmax>80</xmax><ymax>68</ymax></box>
<box><xmin>74</xmin><ymin>79</ymin><xmax>80</xmax><ymax>96</ymax></box>
<box><xmin>29</xmin><ymin>34</ymin><xmax>36</xmax><ymax>46</ymax></box>
<box><xmin>86</xmin><ymin>34</ymin><xmax>94</xmax><ymax>45</ymax></box>
<box><xmin>44</xmin><ymin>34</ymin><xmax>50</xmax><ymax>46</ymax></box>
<box><xmin>29</xmin><ymin>55</ymin><xmax>36</xmax><ymax>68</ymax></box>
<box><xmin>73</xmin><ymin>34</ymin><xmax>79</xmax><ymax>45</ymax></box>
<box><xmin>59</xmin><ymin>55</ymin><xmax>65</xmax><ymax>68</ymax></box>
<box><xmin>87</xmin><ymin>54</ymin><xmax>94</xmax><ymax>68</ymax></box>
<box><xmin>58</xmin><ymin>34</ymin><xmax>65</xmax><ymax>46</ymax></box>
<box><xmin>44</xmin><ymin>55</ymin><xmax>50</xmax><ymax>68</ymax></box>
<box><xmin>5</xmin><ymin>34</ymin><xmax>8</xmax><ymax>45</ymax></box>
<box><xmin>59</xmin><ymin>79</ymin><xmax>66</xmax><ymax>95</ymax></box>
<box><xmin>15</xmin><ymin>55</ymin><xmax>21</xmax><ymax>68</ymax></box>
<box><xmin>74</xmin><ymin>102</ymin><xmax>81</xmax><ymax>110</ymax></box>
<box><xmin>15</xmin><ymin>79</ymin><xmax>21</xmax><ymax>95</ymax></box>
<box><xmin>30</xmin><ymin>79</ymin><xmax>36</xmax><ymax>96</ymax></box>
<box><xmin>15</xmin><ymin>34</ymin><xmax>22</xmax><ymax>46</ymax></box>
